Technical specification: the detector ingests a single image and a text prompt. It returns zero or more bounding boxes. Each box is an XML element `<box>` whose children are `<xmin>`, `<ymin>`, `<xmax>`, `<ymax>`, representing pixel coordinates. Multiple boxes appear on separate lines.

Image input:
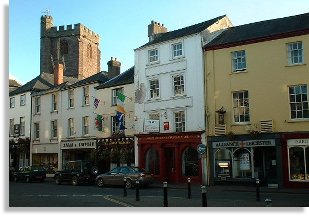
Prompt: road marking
<box><xmin>103</xmin><ymin>195</ymin><xmax>133</xmax><ymax>207</ymax></box>
<box><xmin>72</xmin><ymin>194</ymin><xmax>86</xmax><ymax>197</ymax></box>
<box><xmin>91</xmin><ymin>194</ymin><xmax>104</xmax><ymax>197</ymax></box>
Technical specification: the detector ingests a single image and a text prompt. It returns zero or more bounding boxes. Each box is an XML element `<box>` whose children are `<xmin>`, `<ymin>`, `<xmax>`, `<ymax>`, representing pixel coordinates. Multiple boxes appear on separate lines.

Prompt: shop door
<box><xmin>164</xmin><ymin>148</ymin><xmax>176</xmax><ymax>182</ymax></box>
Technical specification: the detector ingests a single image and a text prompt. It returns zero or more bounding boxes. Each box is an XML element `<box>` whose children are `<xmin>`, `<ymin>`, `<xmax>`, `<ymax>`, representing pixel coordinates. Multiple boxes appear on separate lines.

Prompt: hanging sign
<box><xmin>197</xmin><ymin>144</ymin><xmax>206</xmax><ymax>154</ymax></box>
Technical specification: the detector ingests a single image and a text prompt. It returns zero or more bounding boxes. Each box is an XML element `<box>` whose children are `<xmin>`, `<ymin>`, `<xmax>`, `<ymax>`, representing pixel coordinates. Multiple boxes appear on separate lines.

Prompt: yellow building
<box><xmin>204</xmin><ymin>13</ymin><xmax>309</xmax><ymax>188</ymax></box>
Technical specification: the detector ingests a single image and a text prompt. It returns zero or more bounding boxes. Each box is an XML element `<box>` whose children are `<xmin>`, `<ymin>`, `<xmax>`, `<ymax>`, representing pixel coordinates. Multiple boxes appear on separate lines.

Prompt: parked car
<box><xmin>13</xmin><ymin>166</ymin><xmax>46</xmax><ymax>183</ymax></box>
<box><xmin>54</xmin><ymin>160</ymin><xmax>99</xmax><ymax>186</ymax></box>
<box><xmin>95</xmin><ymin>166</ymin><xmax>154</xmax><ymax>188</ymax></box>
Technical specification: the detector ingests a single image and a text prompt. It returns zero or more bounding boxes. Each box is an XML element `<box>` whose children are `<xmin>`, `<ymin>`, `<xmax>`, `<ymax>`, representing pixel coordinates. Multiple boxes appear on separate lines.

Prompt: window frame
<box><xmin>172</xmin><ymin>42</ymin><xmax>183</xmax><ymax>59</ymax></box>
<box><xmin>68</xmin><ymin>89</ymin><xmax>74</xmax><ymax>108</ymax></box>
<box><xmin>82</xmin><ymin>116</ymin><xmax>89</xmax><ymax>136</ymax></box>
<box><xmin>287</xmin><ymin>41</ymin><xmax>304</xmax><ymax>65</ymax></box>
<box><xmin>148</xmin><ymin>48</ymin><xmax>159</xmax><ymax>63</ymax></box>
<box><xmin>34</xmin><ymin>97</ymin><xmax>41</xmax><ymax>114</ymax></box>
<box><xmin>173</xmin><ymin>74</ymin><xmax>185</xmax><ymax>96</ymax></box>
<box><xmin>34</xmin><ymin>122</ymin><xmax>40</xmax><ymax>140</ymax></box>
<box><xmin>68</xmin><ymin>118</ymin><xmax>74</xmax><ymax>137</ymax></box>
<box><xmin>51</xmin><ymin>120</ymin><xmax>58</xmax><ymax>139</ymax></box>
<box><xmin>174</xmin><ymin>110</ymin><xmax>186</xmax><ymax>132</ymax></box>
<box><xmin>20</xmin><ymin>117</ymin><xmax>25</xmax><ymax>136</ymax></box>
<box><xmin>231</xmin><ymin>50</ymin><xmax>247</xmax><ymax>72</ymax></box>
<box><xmin>112</xmin><ymin>88</ymin><xmax>124</xmax><ymax>106</ymax></box>
<box><xmin>20</xmin><ymin>94</ymin><xmax>26</xmax><ymax>106</ymax></box>
<box><xmin>10</xmin><ymin>97</ymin><xmax>15</xmax><ymax>108</ymax></box>
<box><xmin>83</xmin><ymin>86</ymin><xmax>90</xmax><ymax>106</ymax></box>
<box><xmin>288</xmin><ymin>84</ymin><xmax>308</xmax><ymax>120</ymax></box>
<box><xmin>232</xmin><ymin>90</ymin><xmax>250</xmax><ymax>124</ymax></box>
<box><xmin>149</xmin><ymin>78</ymin><xmax>160</xmax><ymax>99</ymax></box>
<box><xmin>51</xmin><ymin>93</ymin><xmax>58</xmax><ymax>111</ymax></box>
<box><xmin>111</xmin><ymin>115</ymin><xmax>126</xmax><ymax>133</ymax></box>
<box><xmin>9</xmin><ymin>118</ymin><xmax>14</xmax><ymax>137</ymax></box>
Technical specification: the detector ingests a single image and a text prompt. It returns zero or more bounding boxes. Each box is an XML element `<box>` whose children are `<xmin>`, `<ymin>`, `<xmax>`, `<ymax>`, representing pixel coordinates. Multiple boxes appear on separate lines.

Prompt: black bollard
<box><xmin>187</xmin><ymin>178</ymin><xmax>191</xmax><ymax>199</ymax></box>
<box><xmin>136</xmin><ymin>179</ymin><xmax>140</xmax><ymax>201</ymax></box>
<box><xmin>201</xmin><ymin>185</ymin><xmax>207</xmax><ymax>207</ymax></box>
<box><xmin>163</xmin><ymin>181</ymin><xmax>168</xmax><ymax>207</ymax></box>
<box><xmin>123</xmin><ymin>177</ymin><xmax>127</xmax><ymax>197</ymax></box>
<box><xmin>256</xmin><ymin>178</ymin><xmax>260</xmax><ymax>201</ymax></box>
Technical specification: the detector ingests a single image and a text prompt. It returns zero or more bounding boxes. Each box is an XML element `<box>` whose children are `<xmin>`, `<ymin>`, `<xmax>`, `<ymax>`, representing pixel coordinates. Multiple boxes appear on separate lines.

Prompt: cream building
<box><xmin>204</xmin><ymin>13</ymin><xmax>309</xmax><ymax>188</ymax></box>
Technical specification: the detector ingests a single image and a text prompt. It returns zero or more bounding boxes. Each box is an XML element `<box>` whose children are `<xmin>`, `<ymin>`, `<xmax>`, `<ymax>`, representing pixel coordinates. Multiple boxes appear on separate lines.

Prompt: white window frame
<box><xmin>287</xmin><ymin>41</ymin><xmax>304</xmax><ymax>65</ymax></box>
<box><xmin>10</xmin><ymin>97</ymin><xmax>15</xmax><ymax>108</ymax></box>
<box><xmin>232</xmin><ymin>90</ymin><xmax>250</xmax><ymax>123</ymax></box>
<box><xmin>172</xmin><ymin>42</ymin><xmax>183</xmax><ymax>59</ymax></box>
<box><xmin>149</xmin><ymin>78</ymin><xmax>160</xmax><ymax>99</ymax></box>
<box><xmin>34</xmin><ymin>122</ymin><xmax>40</xmax><ymax>139</ymax></box>
<box><xmin>52</xmin><ymin>93</ymin><xmax>58</xmax><ymax>111</ymax></box>
<box><xmin>111</xmin><ymin>115</ymin><xmax>126</xmax><ymax>133</ymax></box>
<box><xmin>173</xmin><ymin>74</ymin><xmax>185</xmax><ymax>96</ymax></box>
<box><xmin>68</xmin><ymin>118</ymin><xmax>74</xmax><ymax>137</ymax></box>
<box><xmin>51</xmin><ymin>120</ymin><xmax>58</xmax><ymax>138</ymax></box>
<box><xmin>148</xmin><ymin>48</ymin><xmax>158</xmax><ymax>63</ymax></box>
<box><xmin>20</xmin><ymin>117</ymin><xmax>25</xmax><ymax>136</ymax></box>
<box><xmin>112</xmin><ymin>88</ymin><xmax>124</xmax><ymax>106</ymax></box>
<box><xmin>83</xmin><ymin>86</ymin><xmax>90</xmax><ymax>106</ymax></box>
<box><xmin>82</xmin><ymin>116</ymin><xmax>89</xmax><ymax>136</ymax></box>
<box><xmin>68</xmin><ymin>89</ymin><xmax>74</xmax><ymax>108</ymax></box>
<box><xmin>34</xmin><ymin>97</ymin><xmax>41</xmax><ymax>114</ymax></box>
<box><xmin>174</xmin><ymin>110</ymin><xmax>186</xmax><ymax>132</ymax></box>
<box><xmin>289</xmin><ymin>84</ymin><xmax>308</xmax><ymax>120</ymax></box>
<box><xmin>232</xmin><ymin>50</ymin><xmax>247</xmax><ymax>72</ymax></box>
<box><xmin>9</xmin><ymin>118</ymin><xmax>14</xmax><ymax>137</ymax></box>
<box><xmin>20</xmin><ymin>94</ymin><xmax>26</xmax><ymax>106</ymax></box>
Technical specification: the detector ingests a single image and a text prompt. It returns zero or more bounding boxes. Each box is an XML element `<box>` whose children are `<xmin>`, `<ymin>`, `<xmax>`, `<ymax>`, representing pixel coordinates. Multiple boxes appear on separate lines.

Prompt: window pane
<box><xmin>289</xmin><ymin>147</ymin><xmax>305</xmax><ymax>180</ymax></box>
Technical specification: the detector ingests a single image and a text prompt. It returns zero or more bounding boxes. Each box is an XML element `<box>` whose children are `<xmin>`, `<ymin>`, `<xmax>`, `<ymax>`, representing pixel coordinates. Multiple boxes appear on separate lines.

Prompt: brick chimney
<box><xmin>107</xmin><ymin>57</ymin><xmax>121</xmax><ymax>79</ymax></box>
<box><xmin>54</xmin><ymin>63</ymin><xmax>64</xmax><ymax>85</ymax></box>
<box><xmin>148</xmin><ymin>20</ymin><xmax>167</xmax><ymax>42</ymax></box>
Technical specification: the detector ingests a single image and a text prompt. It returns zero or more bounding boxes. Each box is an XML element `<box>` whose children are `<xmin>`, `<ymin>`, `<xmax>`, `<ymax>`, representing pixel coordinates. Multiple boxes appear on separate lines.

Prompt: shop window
<box><xmin>214</xmin><ymin>148</ymin><xmax>232</xmax><ymax>179</ymax></box>
<box><xmin>182</xmin><ymin>147</ymin><xmax>199</xmax><ymax>176</ymax></box>
<box><xmin>233</xmin><ymin>149</ymin><xmax>252</xmax><ymax>178</ymax></box>
<box><xmin>289</xmin><ymin>146</ymin><xmax>309</xmax><ymax>181</ymax></box>
<box><xmin>145</xmin><ymin>147</ymin><xmax>160</xmax><ymax>175</ymax></box>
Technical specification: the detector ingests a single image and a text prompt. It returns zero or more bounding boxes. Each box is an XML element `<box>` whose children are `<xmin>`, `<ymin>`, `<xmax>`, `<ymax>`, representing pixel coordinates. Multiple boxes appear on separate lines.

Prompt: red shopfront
<box><xmin>281</xmin><ymin>133</ymin><xmax>309</xmax><ymax>188</ymax></box>
<box><xmin>137</xmin><ymin>131</ymin><xmax>203</xmax><ymax>184</ymax></box>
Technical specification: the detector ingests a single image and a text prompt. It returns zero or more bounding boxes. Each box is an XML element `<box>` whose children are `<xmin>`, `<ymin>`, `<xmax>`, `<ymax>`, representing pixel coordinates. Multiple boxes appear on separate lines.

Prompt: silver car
<box><xmin>95</xmin><ymin>166</ymin><xmax>154</xmax><ymax>188</ymax></box>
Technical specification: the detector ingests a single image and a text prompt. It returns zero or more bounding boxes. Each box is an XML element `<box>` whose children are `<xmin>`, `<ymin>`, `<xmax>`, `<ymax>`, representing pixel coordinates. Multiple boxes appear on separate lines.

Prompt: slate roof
<box><xmin>9</xmin><ymin>79</ymin><xmax>21</xmax><ymax>88</ymax></box>
<box><xmin>9</xmin><ymin>72</ymin><xmax>78</xmax><ymax>96</ymax></box>
<box><xmin>64</xmin><ymin>71</ymin><xmax>109</xmax><ymax>89</ymax></box>
<box><xmin>204</xmin><ymin>12</ymin><xmax>309</xmax><ymax>50</ymax></box>
<box><xmin>139</xmin><ymin>15</ymin><xmax>226</xmax><ymax>48</ymax></box>
<box><xmin>96</xmin><ymin>66</ymin><xmax>134</xmax><ymax>89</ymax></box>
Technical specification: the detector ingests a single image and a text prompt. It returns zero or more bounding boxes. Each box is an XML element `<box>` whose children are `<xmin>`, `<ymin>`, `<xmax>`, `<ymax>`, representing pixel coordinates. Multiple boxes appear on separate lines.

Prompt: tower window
<box><xmin>60</xmin><ymin>40</ymin><xmax>68</xmax><ymax>55</ymax></box>
<box><xmin>87</xmin><ymin>44</ymin><xmax>92</xmax><ymax>58</ymax></box>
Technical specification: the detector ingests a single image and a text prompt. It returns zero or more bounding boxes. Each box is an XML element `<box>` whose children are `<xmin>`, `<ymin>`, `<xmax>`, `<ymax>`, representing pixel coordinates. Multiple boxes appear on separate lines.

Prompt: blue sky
<box><xmin>8</xmin><ymin>0</ymin><xmax>309</xmax><ymax>84</ymax></box>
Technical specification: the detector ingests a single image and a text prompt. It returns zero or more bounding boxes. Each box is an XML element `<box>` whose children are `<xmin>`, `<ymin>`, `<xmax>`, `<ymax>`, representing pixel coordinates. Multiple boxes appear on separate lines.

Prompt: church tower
<box><xmin>40</xmin><ymin>15</ymin><xmax>101</xmax><ymax>79</ymax></box>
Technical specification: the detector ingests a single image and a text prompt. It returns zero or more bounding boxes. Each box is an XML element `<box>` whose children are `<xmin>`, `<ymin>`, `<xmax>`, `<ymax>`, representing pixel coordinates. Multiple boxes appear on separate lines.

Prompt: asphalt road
<box><xmin>8</xmin><ymin>180</ymin><xmax>309</xmax><ymax>207</ymax></box>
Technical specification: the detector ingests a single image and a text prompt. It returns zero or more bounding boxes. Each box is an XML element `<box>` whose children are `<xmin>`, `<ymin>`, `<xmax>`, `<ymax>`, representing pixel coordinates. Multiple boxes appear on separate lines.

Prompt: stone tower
<box><xmin>40</xmin><ymin>15</ymin><xmax>101</xmax><ymax>79</ymax></box>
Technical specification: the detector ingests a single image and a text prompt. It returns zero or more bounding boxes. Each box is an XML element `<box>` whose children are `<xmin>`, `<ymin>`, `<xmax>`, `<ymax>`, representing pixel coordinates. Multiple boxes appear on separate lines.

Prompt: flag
<box><xmin>116</xmin><ymin>91</ymin><xmax>126</xmax><ymax>113</ymax></box>
<box><xmin>95</xmin><ymin>114</ymin><xmax>103</xmax><ymax>131</ymax></box>
<box><xmin>93</xmin><ymin>98</ymin><xmax>100</xmax><ymax>109</ymax></box>
<box><xmin>116</xmin><ymin>111</ymin><xmax>125</xmax><ymax>131</ymax></box>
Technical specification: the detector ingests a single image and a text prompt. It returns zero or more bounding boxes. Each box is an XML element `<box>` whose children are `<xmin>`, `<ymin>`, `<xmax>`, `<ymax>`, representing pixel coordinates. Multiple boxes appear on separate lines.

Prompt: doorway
<box><xmin>164</xmin><ymin>147</ymin><xmax>176</xmax><ymax>182</ymax></box>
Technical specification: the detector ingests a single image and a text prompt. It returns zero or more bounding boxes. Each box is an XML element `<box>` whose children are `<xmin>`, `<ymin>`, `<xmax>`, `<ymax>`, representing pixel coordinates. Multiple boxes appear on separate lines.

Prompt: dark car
<box><xmin>54</xmin><ymin>160</ymin><xmax>98</xmax><ymax>186</ymax></box>
<box><xmin>95</xmin><ymin>166</ymin><xmax>154</xmax><ymax>188</ymax></box>
<box><xmin>13</xmin><ymin>166</ymin><xmax>46</xmax><ymax>183</ymax></box>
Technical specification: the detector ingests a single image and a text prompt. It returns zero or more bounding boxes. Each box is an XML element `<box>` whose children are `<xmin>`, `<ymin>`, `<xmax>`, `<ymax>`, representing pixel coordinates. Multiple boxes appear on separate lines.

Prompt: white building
<box><xmin>134</xmin><ymin>16</ymin><xmax>232</xmax><ymax>184</ymax></box>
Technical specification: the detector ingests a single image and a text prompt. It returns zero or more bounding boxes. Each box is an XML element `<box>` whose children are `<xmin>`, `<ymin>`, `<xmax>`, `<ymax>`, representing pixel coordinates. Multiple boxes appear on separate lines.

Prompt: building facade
<box><xmin>40</xmin><ymin>15</ymin><xmax>100</xmax><ymax>79</ymax></box>
<box><xmin>134</xmin><ymin>16</ymin><xmax>232</xmax><ymax>184</ymax></box>
<box><xmin>204</xmin><ymin>13</ymin><xmax>309</xmax><ymax>188</ymax></box>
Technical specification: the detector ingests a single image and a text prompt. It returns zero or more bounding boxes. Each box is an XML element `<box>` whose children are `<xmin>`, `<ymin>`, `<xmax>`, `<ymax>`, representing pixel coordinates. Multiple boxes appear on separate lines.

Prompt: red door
<box><xmin>164</xmin><ymin>147</ymin><xmax>176</xmax><ymax>183</ymax></box>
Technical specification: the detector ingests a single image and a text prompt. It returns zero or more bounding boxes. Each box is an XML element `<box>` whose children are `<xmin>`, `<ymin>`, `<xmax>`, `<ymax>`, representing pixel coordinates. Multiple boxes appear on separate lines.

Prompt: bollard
<box><xmin>136</xmin><ymin>179</ymin><xmax>140</xmax><ymax>201</ymax></box>
<box><xmin>163</xmin><ymin>181</ymin><xmax>168</xmax><ymax>207</ymax></box>
<box><xmin>256</xmin><ymin>178</ymin><xmax>260</xmax><ymax>201</ymax></box>
<box><xmin>123</xmin><ymin>177</ymin><xmax>127</xmax><ymax>197</ymax></box>
<box><xmin>187</xmin><ymin>178</ymin><xmax>191</xmax><ymax>199</ymax></box>
<box><xmin>201</xmin><ymin>185</ymin><xmax>207</xmax><ymax>207</ymax></box>
<box><xmin>265</xmin><ymin>198</ymin><xmax>272</xmax><ymax>207</ymax></box>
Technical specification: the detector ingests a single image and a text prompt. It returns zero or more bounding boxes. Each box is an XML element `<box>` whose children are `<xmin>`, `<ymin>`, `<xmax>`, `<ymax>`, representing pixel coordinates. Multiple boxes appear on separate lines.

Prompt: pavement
<box><xmin>45</xmin><ymin>178</ymin><xmax>309</xmax><ymax>207</ymax></box>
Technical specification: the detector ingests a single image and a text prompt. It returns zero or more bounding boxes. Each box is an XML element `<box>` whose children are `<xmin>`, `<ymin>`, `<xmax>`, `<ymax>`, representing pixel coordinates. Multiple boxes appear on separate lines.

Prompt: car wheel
<box><xmin>26</xmin><ymin>176</ymin><xmax>31</xmax><ymax>183</ymax></box>
<box><xmin>72</xmin><ymin>176</ymin><xmax>79</xmax><ymax>186</ymax></box>
<box><xmin>126</xmin><ymin>179</ymin><xmax>132</xmax><ymax>189</ymax></box>
<box><xmin>97</xmin><ymin>178</ymin><xmax>104</xmax><ymax>187</ymax></box>
<box><xmin>55</xmin><ymin>176</ymin><xmax>61</xmax><ymax>185</ymax></box>
<box><xmin>14</xmin><ymin>176</ymin><xmax>18</xmax><ymax>182</ymax></box>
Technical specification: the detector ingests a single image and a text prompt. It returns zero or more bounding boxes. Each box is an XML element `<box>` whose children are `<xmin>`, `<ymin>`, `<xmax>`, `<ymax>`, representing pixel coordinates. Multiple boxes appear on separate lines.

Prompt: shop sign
<box><xmin>144</xmin><ymin>120</ymin><xmax>160</xmax><ymax>133</ymax></box>
<box><xmin>212</xmin><ymin>139</ymin><xmax>275</xmax><ymax>148</ymax></box>
<box><xmin>61</xmin><ymin>139</ymin><xmax>96</xmax><ymax>149</ymax></box>
<box><xmin>287</xmin><ymin>139</ymin><xmax>309</xmax><ymax>146</ymax></box>
<box><xmin>163</xmin><ymin>122</ymin><xmax>169</xmax><ymax>131</ymax></box>
<box><xmin>197</xmin><ymin>144</ymin><xmax>206</xmax><ymax>154</ymax></box>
